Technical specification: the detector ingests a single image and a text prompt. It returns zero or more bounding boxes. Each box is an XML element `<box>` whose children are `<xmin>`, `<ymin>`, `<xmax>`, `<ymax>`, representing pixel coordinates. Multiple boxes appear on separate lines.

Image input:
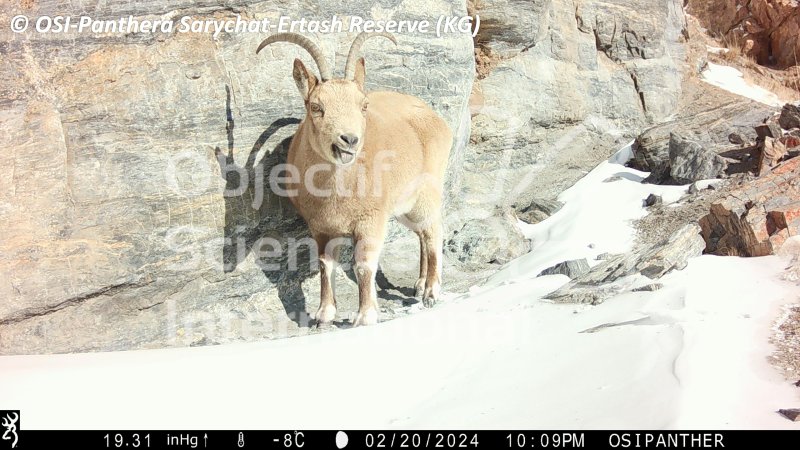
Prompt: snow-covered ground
<box><xmin>700</xmin><ymin>62</ymin><xmax>784</xmax><ymax>107</ymax></box>
<box><xmin>1</xmin><ymin>146</ymin><xmax>798</xmax><ymax>429</ymax></box>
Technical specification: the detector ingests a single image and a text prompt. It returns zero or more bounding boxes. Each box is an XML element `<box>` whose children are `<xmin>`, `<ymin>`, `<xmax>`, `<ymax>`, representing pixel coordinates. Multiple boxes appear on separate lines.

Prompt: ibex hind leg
<box><xmin>421</xmin><ymin>217</ymin><xmax>443</xmax><ymax>307</ymax></box>
<box><xmin>416</xmin><ymin>127</ymin><xmax>449</xmax><ymax>307</ymax></box>
<box><xmin>414</xmin><ymin>231</ymin><xmax>428</xmax><ymax>298</ymax></box>
<box><xmin>400</xmin><ymin>213</ymin><xmax>430</xmax><ymax>299</ymax></box>
<box><xmin>402</xmin><ymin>202</ymin><xmax>443</xmax><ymax>308</ymax></box>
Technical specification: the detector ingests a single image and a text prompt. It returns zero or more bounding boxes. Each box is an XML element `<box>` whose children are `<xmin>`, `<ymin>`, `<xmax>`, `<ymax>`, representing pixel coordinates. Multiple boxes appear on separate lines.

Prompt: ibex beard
<box><xmin>258</xmin><ymin>32</ymin><xmax>453</xmax><ymax>326</ymax></box>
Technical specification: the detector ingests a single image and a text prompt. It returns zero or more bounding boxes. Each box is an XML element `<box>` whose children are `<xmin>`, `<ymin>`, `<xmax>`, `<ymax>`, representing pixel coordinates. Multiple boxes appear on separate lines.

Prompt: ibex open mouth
<box><xmin>332</xmin><ymin>144</ymin><xmax>356</xmax><ymax>165</ymax></box>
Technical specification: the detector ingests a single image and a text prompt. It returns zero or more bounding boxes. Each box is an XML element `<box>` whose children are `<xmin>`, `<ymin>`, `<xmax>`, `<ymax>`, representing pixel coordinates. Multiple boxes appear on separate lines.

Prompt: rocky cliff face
<box><xmin>688</xmin><ymin>0</ymin><xmax>800</xmax><ymax>68</ymax></box>
<box><xmin>0</xmin><ymin>0</ymin><xmax>691</xmax><ymax>354</ymax></box>
<box><xmin>0</xmin><ymin>0</ymin><xmax>474</xmax><ymax>354</ymax></box>
<box><xmin>464</xmin><ymin>0</ymin><xmax>686</xmax><ymax>226</ymax></box>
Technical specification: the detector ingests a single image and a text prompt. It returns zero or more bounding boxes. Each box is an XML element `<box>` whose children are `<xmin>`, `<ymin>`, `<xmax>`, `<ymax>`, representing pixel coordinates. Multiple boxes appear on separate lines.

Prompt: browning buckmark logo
<box><xmin>0</xmin><ymin>411</ymin><xmax>18</xmax><ymax>449</ymax></box>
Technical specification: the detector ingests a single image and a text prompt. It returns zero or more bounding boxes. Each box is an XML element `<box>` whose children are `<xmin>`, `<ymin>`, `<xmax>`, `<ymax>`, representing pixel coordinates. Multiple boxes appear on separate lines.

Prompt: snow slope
<box><xmin>1</xmin><ymin>146</ymin><xmax>798</xmax><ymax>430</ymax></box>
<box><xmin>700</xmin><ymin>62</ymin><xmax>784</xmax><ymax>107</ymax></box>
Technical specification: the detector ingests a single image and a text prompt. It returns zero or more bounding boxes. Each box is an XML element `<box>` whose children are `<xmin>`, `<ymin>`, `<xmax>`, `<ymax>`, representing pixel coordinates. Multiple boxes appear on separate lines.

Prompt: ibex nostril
<box><xmin>340</xmin><ymin>134</ymin><xmax>359</xmax><ymax>147</ymax></box>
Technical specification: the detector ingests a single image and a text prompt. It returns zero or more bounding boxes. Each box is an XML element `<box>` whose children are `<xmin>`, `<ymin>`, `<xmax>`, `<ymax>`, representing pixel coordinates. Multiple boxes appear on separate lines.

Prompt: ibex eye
<box><xmin>309</xmin><ymin>103</ymin><xmax>323</xmax><ymax>114</ymax></box>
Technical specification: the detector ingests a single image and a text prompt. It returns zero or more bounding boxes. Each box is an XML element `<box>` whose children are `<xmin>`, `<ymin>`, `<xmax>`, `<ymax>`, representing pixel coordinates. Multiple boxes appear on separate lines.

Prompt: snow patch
<box><xmin>700</xmin><ymin>62</ymin><xmax>783</xmax><ymax>107</ymax></box>
<box><xmin>489</xmin><ymin>144</ymin><xmax>686</xmax><ymax>284</ymax></box>
<box><xmin>706</xmin><ymin>45</ymin><xmax>730</xmax><ymax>55</ymax></box>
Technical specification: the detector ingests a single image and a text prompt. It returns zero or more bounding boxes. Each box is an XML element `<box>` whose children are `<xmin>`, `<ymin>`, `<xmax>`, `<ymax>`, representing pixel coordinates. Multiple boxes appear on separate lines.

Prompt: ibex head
<box><xmin>257</xmin><ymin>32</ymin><xmax>396</xmax><ymax>165</ymax></box>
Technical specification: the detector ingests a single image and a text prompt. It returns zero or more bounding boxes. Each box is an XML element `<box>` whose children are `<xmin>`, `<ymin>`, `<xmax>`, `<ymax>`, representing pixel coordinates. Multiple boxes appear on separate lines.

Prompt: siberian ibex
<box><xmin>256</xmin><ymin>32</ymin><xmax>452</xmax><ymax>326</ymax></box>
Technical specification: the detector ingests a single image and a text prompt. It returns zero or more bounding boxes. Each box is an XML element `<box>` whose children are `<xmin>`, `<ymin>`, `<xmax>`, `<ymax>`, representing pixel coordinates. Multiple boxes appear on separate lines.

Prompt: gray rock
<box><xmin>668</xmin><ymin>133</ymin><xmax>728</xmax><ymax>183</ymax></box>
<box><xmin>0</xmin><ymin>0</ymin><xmax>475</xmax><ymax>354</ymax></box>
<box><xmin>547</xmin><ymin>286</ymin><xmax>624</xmax><ymax>306</ymax></box>
<box><xmin>632</xmin><ymin>100</ymin><xmax>776</xmax><ymax>183</ymax></box>
<box><xmin>779</xmin><ymin>103</ymin><xmax>800</xmax><ymax>130</ymax></box>
<box><xmin>728</xmin><ymin>132</ymin><xmax>747</xmax><ymax>145</ymax></box>
<box><xmin>514</xmin><ymin>198</ymin><xmax>563</xmax><ymax>224</ymax></box>
<box><xmin>632</xmin><ymin>283</ymin><xmax>663</xmax><ymax>292</ymax></box>
<box><xmin>635</xmin><ymin>223</ymin><xmax>706</xmax><ymax>278</ymax></box>
<box><xmin>445</xmin><ymin>216</ymin><xmax>531</xmax><ymax>267</ymax></box>
<box><xmin>538</xmin><ymin>259</ymin><xmax>591</xmax><ymax>279</ymax></box>
<box><xmin>644</xmin><ymin>194</ymin><xmax>663</xmax><ymax>207</ymax></box>
<box><xmin>778</xmin><ymin>409</ymin><xmax>800</xmax><ymax>422</ymax></box>
<box><xmin>546</xmin><ymin>224</ymin><xmax>704</xmax><ymax>304</ymax></box>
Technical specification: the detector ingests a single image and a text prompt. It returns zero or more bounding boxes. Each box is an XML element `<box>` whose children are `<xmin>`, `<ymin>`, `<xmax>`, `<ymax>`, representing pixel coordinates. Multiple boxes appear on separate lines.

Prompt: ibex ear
<box><xmin>353</xmin><ymin>57</ymin><xmax>366</xmax><ymax>90</ymax></box>
<box><xmin>292</xmin><ymin>58</ymin><xmax>318</xmax><ymax>101</ymax></box>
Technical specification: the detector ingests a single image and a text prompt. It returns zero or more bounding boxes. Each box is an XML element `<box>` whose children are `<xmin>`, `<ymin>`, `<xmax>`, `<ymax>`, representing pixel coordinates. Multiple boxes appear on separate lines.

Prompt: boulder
<box><xmin>546</xmin><ymin>224</ymin><xmax>704</xmax><ymax>304</ymax></box>
<box><xmin>445</xmin><ymin>216</ymin><xmax>531</xmax><ymax>267</ymax></box>
<box><xmin>700</xmin><ymin>157</ymin><xmax>800</xmax><ymax>257</ymax></box>
<box><xmin>784</xmin><ymin>134</ymin><xmax>800</xmax><ymax>150</ymax></box>
<box><xmin>780</xmin><ymin>103</ymin><xmax>800</xmax><ymax>130</ymax></box>
<box><xmin>538</xmin><ymin>259</ymin><xmax>590</xmax><ymax>279</ymax></box>
<box><xmin>644</xmin><ymin>194</ymin><xmax>663</xmax><ymax>207</ymax></box>
<box><xmin>514</xmin><ymin>198</ymin><xmax>563</xmax><ymax>224</ymax></box>
<box><xmin>632</xmin><ymin>283</ymin><xmax>663</xmax><ymax>292</ymax></box>
<box><xmin>632</xmin><ymin>100</ymin><xmax>776</xmax><ymax>183</ymax></box>
<box><xmin>728</xmin><ymin>132</ymin><xmax>749</xmax><ymax>146</ymax></box>
<box><xmin>755</xmin><ymin>122</ymin><xmax>783</xmax><ymax>140</ymax></box>
<box><xmin>635</xmin><ymin>223</ymin><xmax>706</xmax><ymax>278</ymax></box>
<box><xmin>756</xmin><ymin>137</ymin><xmax>788</xmax><ymax>175</ymax></box>
<box><xmin>778</xmin><ymin>409</ymin><xmax>800</xmax><ymax>422</ymax></box>
<box><xmin>668</xmin><ymin>133</ymin><xmax>728</xmax><ymax>183</ymax></box>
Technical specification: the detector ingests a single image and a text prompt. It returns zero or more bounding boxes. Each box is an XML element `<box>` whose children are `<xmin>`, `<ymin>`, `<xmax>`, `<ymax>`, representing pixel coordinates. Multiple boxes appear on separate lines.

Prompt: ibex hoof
<box><xmin>314</xmin><ymin>303</ymin><xmax>337</xmax><ymax>324</ymax></box>
<box><xmin>414</xmin><ymin>277</ymin><xmax>426</xmax><ymax>298</ymax></box>
<box><xmin>422</xmin><ymin>282</ymin><xmax>440</xmax><ymax>308</ymax></box>
<box><xmin>352</xmin><ymin>308</ymin><xmax>378</xmax><ymax>327</ymax></box>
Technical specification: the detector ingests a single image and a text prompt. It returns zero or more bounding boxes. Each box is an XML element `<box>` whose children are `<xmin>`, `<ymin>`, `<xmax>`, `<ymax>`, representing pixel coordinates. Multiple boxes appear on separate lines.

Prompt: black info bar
<box><xmin>10</xmin><ymin>430</ymin><xmax>795</xmax><ymax>449</ymax></box>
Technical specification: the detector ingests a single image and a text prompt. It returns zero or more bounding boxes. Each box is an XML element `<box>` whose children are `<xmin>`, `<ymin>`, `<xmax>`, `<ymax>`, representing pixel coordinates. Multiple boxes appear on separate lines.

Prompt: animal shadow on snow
<box><xmin>214</xmin><ymin>86</ymin><xmax>415</xmax><ymax>328</ymax></box>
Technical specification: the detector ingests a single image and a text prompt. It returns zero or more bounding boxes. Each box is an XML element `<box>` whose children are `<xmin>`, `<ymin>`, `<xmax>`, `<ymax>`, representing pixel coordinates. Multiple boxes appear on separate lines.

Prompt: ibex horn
<box><xmin>256</xmin><ymin>33</ymin><xmax>333</xmax><ymax>81</ymax></box>
<box><xmin>344</xmin><ymin>32</ymin><xmax>397</xmax><ymax>80</ymax></box>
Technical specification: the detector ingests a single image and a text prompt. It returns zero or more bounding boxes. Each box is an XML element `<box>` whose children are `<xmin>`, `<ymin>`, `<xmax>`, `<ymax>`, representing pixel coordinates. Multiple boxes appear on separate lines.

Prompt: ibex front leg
<box><xmin>352</xmin><ymin>223</ymin><xmax>385</xmax><ymax>326</ymax></box>
<box><xmin>313</xmin><ymin>234</ymin><xmax>338</xmax><ymax>324</ymax></box>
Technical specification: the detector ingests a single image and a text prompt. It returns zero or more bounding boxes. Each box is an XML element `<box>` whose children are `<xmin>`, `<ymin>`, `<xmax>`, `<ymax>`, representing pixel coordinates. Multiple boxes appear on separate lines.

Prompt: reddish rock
<box><xmin>700</xmin><ymin>157</ymin><xmax>800</xmax><ymax>256</ymax></box>
<box><xmin>783</xmin><ymin>135</ymin><xmax>800</xmax><ymax>149</ymax></box>
<box><xmin>689</xmin><ymin>0</ymin><xmax>800</xmax><ymax>68</ymax></box>
<box><xmin>757</xmin><ymin>136</ymin><xmax>788</xmax><ymax>174</ymax></box>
